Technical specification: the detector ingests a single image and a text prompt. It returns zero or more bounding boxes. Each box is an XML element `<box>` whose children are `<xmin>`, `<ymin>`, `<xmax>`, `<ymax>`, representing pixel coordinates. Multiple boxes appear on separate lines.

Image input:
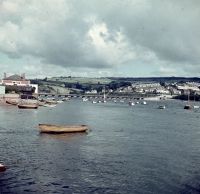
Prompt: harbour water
<box><xmin>1</xmin><ymin>99</ymin><xmax>200</xmax><ymax>193</ymax></box>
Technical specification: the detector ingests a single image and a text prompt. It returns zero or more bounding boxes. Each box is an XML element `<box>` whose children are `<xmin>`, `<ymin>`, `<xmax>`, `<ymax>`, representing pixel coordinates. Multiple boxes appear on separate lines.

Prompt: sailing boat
<box><xmin>102</xmin><ymin>86</ymin><xmax>107</xmax><ymax>103</ymax></box>
<box><xmin>184</xmin><ymin>91</ymin><xmax>192</xmax><ymax>110</ymax></box>
<box><xmin>193</xmin><ymin>92</ymin><xmax>199</xmax><ymax>109</ymax></box>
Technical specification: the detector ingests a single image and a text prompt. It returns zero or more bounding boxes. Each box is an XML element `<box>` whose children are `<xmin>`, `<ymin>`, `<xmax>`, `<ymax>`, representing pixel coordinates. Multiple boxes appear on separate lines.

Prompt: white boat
<box><xmin>193</xmin><ymin>93</ymin><xmax>199</xmax><ymax>109</ymax></box>
<box><xmin>92</xmin><ymin>101</ymin><xmax>97</xmax><ymax>104</ymax></box>
<box><xmin>57</xmin><ymin>100</ymin><xmax>63</xmax><ymax>103</ymax></box>
<box><xmin>82</xmin><ymin>98</ymin><xmax>88</xmax><ymax>102</ymax></box>
<box><xmin>102</xmin><ymin>87</ymin><xmax>107</xmax><ymax>103</ymax></box>
<box><xmin>158</xmin><ymin>105</ymin><xmax>166</xmax><ymax>109</ymax></box>
<box><xmin>129</xmin><ymin>101</ymin><xmax>135</xmax><ymax>106</ymax></box>
<box><xmin>141</xmin><ymin>101</ymin><xmax>147</xmax><ymax>105</ymax></box>
<box><xmin>43</xmin><ymin>104</ymin><xmax>57</xmax><ymax>108</ymax></box>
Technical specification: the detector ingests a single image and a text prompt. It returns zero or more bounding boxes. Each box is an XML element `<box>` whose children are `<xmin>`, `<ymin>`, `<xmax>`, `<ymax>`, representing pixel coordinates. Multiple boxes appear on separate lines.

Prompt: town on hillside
<box><xmin>1</xmin><ymin>73</ymin><xmax>200</xmax><ymax>102</ymax></box>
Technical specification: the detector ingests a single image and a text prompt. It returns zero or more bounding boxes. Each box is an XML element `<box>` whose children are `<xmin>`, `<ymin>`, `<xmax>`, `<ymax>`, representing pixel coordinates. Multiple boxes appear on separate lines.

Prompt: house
<box><xmin>1</xmin><ymin>73</ymin><xmax>38</xmax><ymax>94</ymax></box>
<box><xmin>1</xmin><ymin>73</ymin><xmax>30</xmax><ymax>86</ymax></box>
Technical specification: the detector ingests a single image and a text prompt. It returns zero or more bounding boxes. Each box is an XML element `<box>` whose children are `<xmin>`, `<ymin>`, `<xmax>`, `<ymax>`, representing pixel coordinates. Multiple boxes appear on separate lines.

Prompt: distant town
<box><xmin>1</xmin><ymin>73</ymin><xmax>200</xmax><ymax>101</ymax></box>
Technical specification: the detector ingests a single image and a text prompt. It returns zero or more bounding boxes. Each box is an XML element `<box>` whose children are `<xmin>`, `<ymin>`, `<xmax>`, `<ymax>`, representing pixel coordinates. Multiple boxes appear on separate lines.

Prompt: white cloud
<box><xmin>0</xmin><ymin>0</ymin><xmax>199</xmax><ymax>77</ymax></box>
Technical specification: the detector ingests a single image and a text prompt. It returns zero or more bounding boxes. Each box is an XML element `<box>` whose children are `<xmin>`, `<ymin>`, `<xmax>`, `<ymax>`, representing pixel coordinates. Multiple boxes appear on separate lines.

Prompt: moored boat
<box><xmin>184</xmin><ymin>105</ymin><xmax>192</xmax><ymax>110</ymax></box>
<box><xmin>42</xmin><ymin>104</ymin><xmax>56</xmax><ymax>108</ymax></box>
<box><xmin>38</xmin><ymin>124</ymin><xmax>89</xmax><ymax>133</ymax></box>
<box><xmin>129</xmin><ymin>101</ymin><xmax>135</xmax><ymax>106</ymax></box>
<box><xmin>18</xmin><ymin>94</ymin><xmax>39</xmax><ymax>109</ymax></box>
<box><xmin>0</xmin><ymin>163</ymin><xmax>6</xmax><ymax>172</ymax></box>
<box><xmin>158</xmin><ymin>105</ymin><xmax>166</xmax><ymax>109</ymax></box>
<box><xmin>184</xmin><ymin>92</ymin><xmax>192</xmax><ymax>110</ymax></box>
<box><xmin>18</xmin><ymin>103</ymin><xmax>38</xmax><ymax>109</ymax></box>
<box><xmin>6</xmin><ymin>100</ymin><xmax>18</xmax><ymax>106</ymax></box>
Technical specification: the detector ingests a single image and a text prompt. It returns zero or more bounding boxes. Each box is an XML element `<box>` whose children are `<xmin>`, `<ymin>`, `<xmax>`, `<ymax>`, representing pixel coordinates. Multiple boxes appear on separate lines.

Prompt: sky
<box><xmin>0</xmin><ymin>0</ymin><xmax>200</xmax><ymax>78</ymax></box>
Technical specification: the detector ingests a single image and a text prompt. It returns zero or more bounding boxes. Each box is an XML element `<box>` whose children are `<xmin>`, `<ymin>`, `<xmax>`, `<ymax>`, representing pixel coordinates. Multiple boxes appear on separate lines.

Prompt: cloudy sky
<box><xmin>0</xmin><ymin>0</ymin><xmax>200</xmax><ymax>78</ymax></box>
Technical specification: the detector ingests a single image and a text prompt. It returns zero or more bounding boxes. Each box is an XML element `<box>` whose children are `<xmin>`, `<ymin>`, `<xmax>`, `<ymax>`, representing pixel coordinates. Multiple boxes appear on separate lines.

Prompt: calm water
<box><xmin>1</xmin><ymin>99</ymin><xmax>200</xmax><ymax>194</ymax></box>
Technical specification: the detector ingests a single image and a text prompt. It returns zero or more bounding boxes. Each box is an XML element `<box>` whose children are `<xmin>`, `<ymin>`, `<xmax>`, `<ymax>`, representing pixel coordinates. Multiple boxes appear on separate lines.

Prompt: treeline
<box><xmin>31</xmin><ymin>78</ymin><xmax>132</xmax><ymax>93</ymax></box>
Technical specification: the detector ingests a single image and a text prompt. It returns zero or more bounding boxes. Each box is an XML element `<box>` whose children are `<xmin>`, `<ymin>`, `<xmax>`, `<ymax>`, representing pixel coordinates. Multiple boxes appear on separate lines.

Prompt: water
<box><xmin>1</xmin><ymin>99</ymin><xmax>200</xmax><ymax>194</ymax></box>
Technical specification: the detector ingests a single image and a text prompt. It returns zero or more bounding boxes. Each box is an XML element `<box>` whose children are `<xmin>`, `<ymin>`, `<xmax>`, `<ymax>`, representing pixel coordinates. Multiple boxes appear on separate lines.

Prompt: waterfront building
<box><xmin>1</xmin><ymin>73</ymin><xmax>30</xmax><ymax>86</ymax></box>
<box><xmin>0</xmin><ymin>73</ymin><xmax>38</xmax><ymax>94</ymax></box>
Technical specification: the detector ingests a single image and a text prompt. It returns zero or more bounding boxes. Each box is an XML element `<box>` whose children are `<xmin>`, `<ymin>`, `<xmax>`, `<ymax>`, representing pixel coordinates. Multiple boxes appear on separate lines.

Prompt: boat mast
<box><xmin>188</xmin><ymin>90</ymin><xmax>190</xmax><ymax>105</ymax></box>
<box><xmin>103</xmin><ymin>85</ymin><xmax>106</xmax><ymax>101</ymax></box>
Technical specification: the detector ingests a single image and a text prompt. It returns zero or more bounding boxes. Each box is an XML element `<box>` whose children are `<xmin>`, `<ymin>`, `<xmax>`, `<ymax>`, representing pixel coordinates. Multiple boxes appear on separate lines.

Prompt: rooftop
<box><xmin>3</xmin><ymin>74</ymin><xmax>29</xmax><ymax>81</ymax></box>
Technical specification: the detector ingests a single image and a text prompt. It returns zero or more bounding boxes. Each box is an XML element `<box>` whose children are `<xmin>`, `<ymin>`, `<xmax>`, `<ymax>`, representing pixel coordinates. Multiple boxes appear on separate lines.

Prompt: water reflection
<box><xmin>39</xmin><ymin>132</ymin><xmax>88</xmax><ymax>141</ymax></box>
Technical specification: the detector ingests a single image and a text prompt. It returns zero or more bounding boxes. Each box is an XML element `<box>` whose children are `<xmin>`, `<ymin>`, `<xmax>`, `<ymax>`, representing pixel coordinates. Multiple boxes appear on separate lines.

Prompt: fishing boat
<box><xmin>38</xmin><ymin>124</ymin><xmax>89</xmax><ymax>133</ymax></box>
<box><xmin>0</xmin><ymin>163</ymin><xmax>6</xmax><ymax>172</ymax></box>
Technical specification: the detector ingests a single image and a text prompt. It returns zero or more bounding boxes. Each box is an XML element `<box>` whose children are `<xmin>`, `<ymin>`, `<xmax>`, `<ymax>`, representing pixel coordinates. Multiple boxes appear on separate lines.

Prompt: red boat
<box><xmin>0</xmin><ymin>163</ymin><xmax>6</xmax><ymax>172</ymax></box>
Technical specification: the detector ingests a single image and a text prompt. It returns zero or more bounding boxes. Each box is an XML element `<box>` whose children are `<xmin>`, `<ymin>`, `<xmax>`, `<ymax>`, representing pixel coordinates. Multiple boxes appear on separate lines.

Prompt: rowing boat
<box><xmin>18</xmin><ymin>103</ymin><xmax>38</xmax><ymax>109</ymax></box>
<box><xmin>6</xmin><ymin>100</ymin><xmax>18</xmax><ymax>106</ymax></box>
<box><xmin>38</xmin><ymin>124</ymin><xmax>88</xmax><ymax>133</ymax></box>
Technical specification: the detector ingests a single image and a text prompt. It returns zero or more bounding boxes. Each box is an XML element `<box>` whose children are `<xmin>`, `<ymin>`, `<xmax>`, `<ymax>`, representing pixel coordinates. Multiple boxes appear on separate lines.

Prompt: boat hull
<box><xmin>184</xmin><ymin>105</ymin><xmax>192</xmax><ymax>110</ymax></box>
<box><xmin>6</xmin><ymin>100</ymin><xmax>18</xmax><ymax>106</ymax></box>
<box><xmin>0</xmin><ymin>164</ymin><xmax>6</xmax><ymax>172</ymax></box>
<box><xmin>18</xmin><ymin>104</ymin><xmax>38</xmax><ymax>109</ymax></box>
<box><xmin>38</xmin><ymin>124</ymin><xmax>88</xmax><ymax>133</ymax></box>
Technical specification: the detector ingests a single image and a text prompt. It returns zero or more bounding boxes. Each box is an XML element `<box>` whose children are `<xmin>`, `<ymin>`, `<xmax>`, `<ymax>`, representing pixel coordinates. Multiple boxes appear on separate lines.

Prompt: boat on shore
<box><xmin>38</xmin><ymin>124</ymin><xmax>89</xmax><ymax>133</ymax></box>
<box><xmin>6</xmin><ymin>100</ymin><xmax>18</xmax><ymax>106</ymax></box>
